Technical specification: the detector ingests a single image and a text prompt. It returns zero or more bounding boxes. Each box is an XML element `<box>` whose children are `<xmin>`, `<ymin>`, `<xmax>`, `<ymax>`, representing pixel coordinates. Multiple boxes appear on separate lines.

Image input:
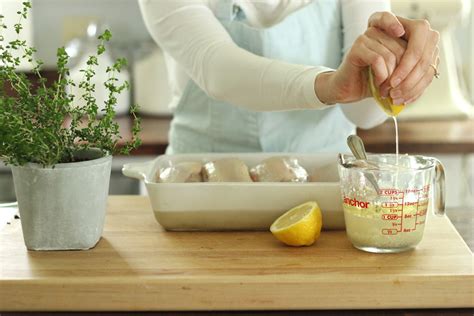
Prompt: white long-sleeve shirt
<box><xmin>138</xmin><ymin>0</ymin><xmax>389</xmax><ymax>129</ymax></box>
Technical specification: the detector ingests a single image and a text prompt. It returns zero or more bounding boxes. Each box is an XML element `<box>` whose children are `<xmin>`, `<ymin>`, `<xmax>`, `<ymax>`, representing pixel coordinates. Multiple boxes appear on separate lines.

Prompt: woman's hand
<box><xmin>379</xmin><ymin>15</ymin><xmax>440</xmax><ymax>104</ymax></box>
<box><xmin>315</xmin><ymin>12</ymin><xmax>440</xmax><ymax>106</ymax></box>
<box><xmin>315</xmin><ymin>12</ymin><xmax>408</xmax><ymax>105</ymax></box>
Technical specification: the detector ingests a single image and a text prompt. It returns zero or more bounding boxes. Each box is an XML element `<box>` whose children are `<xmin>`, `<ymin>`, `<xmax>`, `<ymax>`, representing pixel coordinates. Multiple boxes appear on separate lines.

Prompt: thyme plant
<box><xmin>0</xmin><ymin>1</ymin><xmax>141</xmax><ymax>166</ymax></box>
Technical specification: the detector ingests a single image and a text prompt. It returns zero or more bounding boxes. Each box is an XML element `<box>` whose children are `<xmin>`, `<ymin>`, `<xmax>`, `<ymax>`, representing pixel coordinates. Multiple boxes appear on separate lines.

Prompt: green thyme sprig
<box><xmin>0</xmin><ymin>1</ymin><xmax>141</xmax><ymax>166</ymax></box>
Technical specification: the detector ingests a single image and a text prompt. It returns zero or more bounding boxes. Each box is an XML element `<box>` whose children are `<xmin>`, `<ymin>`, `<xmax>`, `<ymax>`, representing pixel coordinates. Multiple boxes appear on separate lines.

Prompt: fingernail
<box><xmin>391</xmin><ymin>78</ymin><xmax>401</xmax><ymax>88</ymax></box>
<box><xmin>393</xmin><ymin>98</ymin><xmax>404</xmax><ymax>105</ymax></box>
<box><xmin>391</xmin><ymin>25</ymin><xmax>402</xmax><ymax>35</ymax></box>
<box><xmin>380</xmin><ymin>88</ymin><xmax>389</xmax><ymax>98</ymax></box>
<box><xmin>392</xmin><ymin>25</ymin><xmax>405</xmax><ymax>37</ymax></box>
<box><xmin>390</xmin><ymin>90</ymin><xmax>402</xmax><ymax>98</ymax></box>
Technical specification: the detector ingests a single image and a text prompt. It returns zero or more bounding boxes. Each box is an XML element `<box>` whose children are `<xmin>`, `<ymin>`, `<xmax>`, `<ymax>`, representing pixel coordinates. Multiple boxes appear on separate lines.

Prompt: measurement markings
<box><xmin>399</xmin><ymin>191</ymin><xmax>404</xmax><ymax>233</ymax></box>
<box><xmin>380</xmin><ymin>189</ymin><xmax>405</xmax><ymax>233</ymax></box>
<box><xmin>382</xmin><ymin>228</ymin><xmax>398</xmax><ymax>235</ymax></box>
<box><xmin>405</xmin><ymin>188</ymin><xmax>422</xmax><ymax>193</ymax></box>
<box><xmin>382</xmin><ymin>202</ymin><xmax>399</xmax><ymax>208</ymax></box>
<box><xmin>382</xmin><ymin>214</ymin><xmax>400</xmax><ymax>220</ymax></box>
<box><xmin>413</xmin><ymin>192</ymin><xmax>419</xmax><ymax>230</ymax></box>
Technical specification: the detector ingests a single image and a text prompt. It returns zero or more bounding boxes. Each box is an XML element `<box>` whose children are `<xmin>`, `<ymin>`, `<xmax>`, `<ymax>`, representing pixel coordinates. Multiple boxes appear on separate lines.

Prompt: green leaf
<box><xmin>98</xmin><ymin>29</ymin><xmax>112</xmax><ymax>41</ymax></box>
<box><xmin>97</xmin><ymin>44</ymin><xmax>105</xmax><ymax>55</ymax></box>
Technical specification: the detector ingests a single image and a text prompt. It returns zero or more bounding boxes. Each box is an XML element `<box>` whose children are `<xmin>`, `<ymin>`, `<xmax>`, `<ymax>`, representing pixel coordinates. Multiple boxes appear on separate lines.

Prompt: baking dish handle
<box><xmin>122</xmin><ymin>161</ymin><xmax>152</xmax><ymax>180</ymax></box>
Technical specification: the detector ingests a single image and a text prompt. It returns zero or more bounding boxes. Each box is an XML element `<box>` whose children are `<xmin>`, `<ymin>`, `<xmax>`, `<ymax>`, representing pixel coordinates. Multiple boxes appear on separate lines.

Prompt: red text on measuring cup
<box><xmin>343</xmin><ymin>196</ymin><xmax>370</xmax><ymax>209</ymax></box>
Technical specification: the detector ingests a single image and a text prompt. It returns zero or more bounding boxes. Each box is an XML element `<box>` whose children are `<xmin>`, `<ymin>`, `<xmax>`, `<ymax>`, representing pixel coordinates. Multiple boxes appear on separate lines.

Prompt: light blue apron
<box><xmin>167</xmin><ymin>0</ymin><xmax>355</xmax><ymax>154</ymax></box>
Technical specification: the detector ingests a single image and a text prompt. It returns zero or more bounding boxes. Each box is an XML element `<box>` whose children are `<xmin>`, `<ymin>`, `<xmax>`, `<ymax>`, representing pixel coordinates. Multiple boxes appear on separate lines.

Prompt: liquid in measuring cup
<box><xmin>343</xmin><ymin>187</ymin><xmax>430</xmax><ymax>253</ymax></box>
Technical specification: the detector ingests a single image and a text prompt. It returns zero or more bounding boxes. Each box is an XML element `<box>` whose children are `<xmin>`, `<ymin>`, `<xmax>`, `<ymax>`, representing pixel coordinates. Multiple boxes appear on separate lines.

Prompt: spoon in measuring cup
<box><xmin>347</xmin><ymin>135</ymin><xmax>368</xmax><ymax>161</ymax></box>
<box><xmin>347</xmin><ymin>135</ymin><xmax>380</xmax><ymax>193</ymax></box>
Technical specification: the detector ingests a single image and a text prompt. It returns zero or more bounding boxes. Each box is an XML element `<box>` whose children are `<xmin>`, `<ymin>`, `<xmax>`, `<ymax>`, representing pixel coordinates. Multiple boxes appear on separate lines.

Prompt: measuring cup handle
<box><xmin>433</xmin><ymin>159</ymin><xmax>446</xmax><ymax>216</ymax></box>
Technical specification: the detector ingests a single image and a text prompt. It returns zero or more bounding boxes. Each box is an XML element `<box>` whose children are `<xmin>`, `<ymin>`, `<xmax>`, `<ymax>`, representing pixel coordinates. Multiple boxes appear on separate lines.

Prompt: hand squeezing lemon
<box><xmin>270</xmin><ymin>201</ymin><xmax>323</xmax><ymax>246</ymax></box>
<box><xmin>368</xmin><ymin>67</ymin><xmax>405</xmax><ymax>117</ymax></box>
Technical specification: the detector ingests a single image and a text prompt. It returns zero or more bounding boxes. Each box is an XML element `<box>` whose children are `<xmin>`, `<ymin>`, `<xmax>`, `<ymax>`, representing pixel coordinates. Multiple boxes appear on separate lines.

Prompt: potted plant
<box><xmin>0</xmin><ymin>2</ymin><xmax>141</xmax><ymax>250</ymax></box>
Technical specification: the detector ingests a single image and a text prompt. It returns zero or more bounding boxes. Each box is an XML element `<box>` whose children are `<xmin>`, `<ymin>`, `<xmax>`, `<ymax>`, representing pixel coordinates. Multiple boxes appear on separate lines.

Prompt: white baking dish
<box><xmin>122</xmin><ymin>153</ymin><xmax>344</xmax><ymax>231</ymax></box>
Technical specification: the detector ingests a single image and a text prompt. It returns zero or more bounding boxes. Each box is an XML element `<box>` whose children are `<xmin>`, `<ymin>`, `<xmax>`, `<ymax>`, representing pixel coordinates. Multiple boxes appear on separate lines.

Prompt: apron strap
<box><xmin>215</xmin><ymin>0</ymin><xmax>238</xmax><ymax>21</ymax></box>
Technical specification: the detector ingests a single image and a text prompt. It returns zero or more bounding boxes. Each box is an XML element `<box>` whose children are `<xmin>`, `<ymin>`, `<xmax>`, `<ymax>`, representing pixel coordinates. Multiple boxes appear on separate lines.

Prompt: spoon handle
<box><xmin>347</xmin><ymin>135</ymin><xmax>368</xmax><ymax>160</ymax></box>
<box><xmin>346</xmin><ymin>135</ymin><xmax>380</xmax><ymax>194</ymax></box>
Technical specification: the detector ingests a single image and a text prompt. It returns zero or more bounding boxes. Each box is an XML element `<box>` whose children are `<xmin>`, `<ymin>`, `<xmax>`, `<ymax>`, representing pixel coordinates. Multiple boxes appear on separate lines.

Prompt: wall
<box><xmin>0</xmin><ymin>0</ymin><xmax>34</xmax><ymax>71</ymax></box>
<box><xmin>30</xmin><ymin>0</ymin><xmax>151</xmax><ymax>68</ymax></box>
<box><xmin>453</xmin><ymin>0</ymin><xmax>473</xmax><ymax>102</ymax></box>
<box><xmin>28</xmin><ymin>0</ymin><xmax>473</xmax><ymax>100</ymax></box>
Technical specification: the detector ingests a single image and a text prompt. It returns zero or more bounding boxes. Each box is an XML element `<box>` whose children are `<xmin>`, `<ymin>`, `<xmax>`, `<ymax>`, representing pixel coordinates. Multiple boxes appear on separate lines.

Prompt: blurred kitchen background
<box><xmin>0</xmin><ymin>0</ymin><xmax>473</xmax><ymax>218</ymax></box>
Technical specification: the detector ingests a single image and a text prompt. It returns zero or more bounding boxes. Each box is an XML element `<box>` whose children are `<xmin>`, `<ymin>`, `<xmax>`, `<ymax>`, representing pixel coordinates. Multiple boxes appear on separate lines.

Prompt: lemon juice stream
<box><xmin>368</xmin><ymin>68</ymin><xmax>403</xmax><ymax>162</ymax></box>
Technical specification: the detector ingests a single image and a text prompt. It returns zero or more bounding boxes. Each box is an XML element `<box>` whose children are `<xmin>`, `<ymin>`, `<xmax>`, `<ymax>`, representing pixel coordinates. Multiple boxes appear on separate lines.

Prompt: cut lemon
<box><xmin>270</xmin><ymin>201</ymin><xmax>323</xmax><ymax>247</ymax></box>
<box><xmin>368</xmin><ymin>67</ymin><xmax>405</xmax><ymax>117</ymax></box>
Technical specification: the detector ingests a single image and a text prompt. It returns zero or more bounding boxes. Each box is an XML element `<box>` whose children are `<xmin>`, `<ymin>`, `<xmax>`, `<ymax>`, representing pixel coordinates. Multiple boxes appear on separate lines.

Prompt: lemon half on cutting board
<box><xmin>270</xmin><ymin>201</ymin><xmax>323</xmax><ymax>247</ymax></box>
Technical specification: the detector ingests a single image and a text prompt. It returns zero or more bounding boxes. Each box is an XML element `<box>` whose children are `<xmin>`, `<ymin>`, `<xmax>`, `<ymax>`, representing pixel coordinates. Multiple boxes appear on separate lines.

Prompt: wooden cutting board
<box><xmin>0</xmin><ymin>196</ymin><xmax>473</xmax><ymax>311</ymax></box>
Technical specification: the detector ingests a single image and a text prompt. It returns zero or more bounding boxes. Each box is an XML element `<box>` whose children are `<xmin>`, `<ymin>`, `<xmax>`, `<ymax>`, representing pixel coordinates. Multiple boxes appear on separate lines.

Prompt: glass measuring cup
<box><xmin>338</xmin><ymin>154</ymin><xmax>445</xmax><ymax>253</ymax></box>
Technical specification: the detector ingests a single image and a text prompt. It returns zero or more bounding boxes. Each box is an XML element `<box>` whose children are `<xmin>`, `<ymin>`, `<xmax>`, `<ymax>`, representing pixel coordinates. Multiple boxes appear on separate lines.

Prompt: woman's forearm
<box><xmin>138</xmin><ymin>0</ymin><xmax>334</xmax><ymax>112</ymax></box>
<box><xmin>314</xmin><ymin>71</ymin><xmax>339</xmax><ymax>105</ymax></box>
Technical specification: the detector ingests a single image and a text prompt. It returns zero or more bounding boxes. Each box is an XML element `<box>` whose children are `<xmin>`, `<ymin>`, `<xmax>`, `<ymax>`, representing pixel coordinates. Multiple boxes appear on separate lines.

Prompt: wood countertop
<box><xmin>117</xmin><ymin>116</ymin><xmax>474</xmax><ymax>155</ymax></box>
<box><xmin>1</xmin><ymin>196</ymin><xmax>473</xmax><ymax>312</ymax></box>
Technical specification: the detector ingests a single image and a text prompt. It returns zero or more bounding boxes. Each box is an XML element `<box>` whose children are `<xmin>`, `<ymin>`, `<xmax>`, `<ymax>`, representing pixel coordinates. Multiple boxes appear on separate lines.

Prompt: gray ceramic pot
<box><xmin>11</xmin><ymin>149</ymin><xmax>112</xmax><ymax>251</ymax></box>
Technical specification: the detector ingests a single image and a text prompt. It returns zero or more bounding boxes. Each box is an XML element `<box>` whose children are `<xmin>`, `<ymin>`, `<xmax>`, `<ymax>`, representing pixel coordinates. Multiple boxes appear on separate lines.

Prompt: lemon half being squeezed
<box><xmin>270</xmin><ymin>201</ymin><xmax>323</xmax><ymax>247</ymax></box>
<box><xmin>368</xmin><ymin>68</ymin><xmax>405</xmax><ymax>117</ymax></box>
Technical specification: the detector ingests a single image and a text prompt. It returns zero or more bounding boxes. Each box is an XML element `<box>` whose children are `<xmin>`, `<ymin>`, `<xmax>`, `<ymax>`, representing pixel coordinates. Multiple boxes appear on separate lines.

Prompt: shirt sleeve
<box><xmin>339</xmin><ymin>0</ymin><xmax>391</xmax><ymax>129</ymax></box>
<box><xmin>138</xmin><ymin>0</ymin><xmax>334</xmax><ymax>112</ymax></box>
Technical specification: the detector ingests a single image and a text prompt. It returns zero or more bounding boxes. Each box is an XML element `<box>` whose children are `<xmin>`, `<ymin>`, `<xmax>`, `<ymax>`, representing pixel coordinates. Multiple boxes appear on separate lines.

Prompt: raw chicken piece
<box><xmin>250</xmin><ymin>156</ymin><xmax>309</xmax><ymax>182</ymax></box>
<box><xmin>156</xmin><ymin>161</ymin><xmax>203</xmax><ymax>183</ymax></box>
<box><xmin>203</xmin><ymin>158</ymin><xmax>252</xmax><ymax>182</ymax></box>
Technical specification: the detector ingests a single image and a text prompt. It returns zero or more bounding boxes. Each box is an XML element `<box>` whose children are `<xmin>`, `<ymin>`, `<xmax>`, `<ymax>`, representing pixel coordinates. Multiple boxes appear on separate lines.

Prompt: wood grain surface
<box><xmin>0</xmin><ymin>196</ymin><xmax>473</xmax><ymax>312</ymax></box>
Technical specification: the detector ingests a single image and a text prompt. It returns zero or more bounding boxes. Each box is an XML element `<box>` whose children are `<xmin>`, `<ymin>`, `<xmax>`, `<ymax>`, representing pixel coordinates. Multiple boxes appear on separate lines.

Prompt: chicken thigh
<box><xmin>156</xmin><ymin>161</ymin><xmax>203</xmax><ymax>183</ymax></box>
<box><xmin>250</xmin><ymin>156</ymin><xmax>309</xmax><ymax>182</ymax></box>
<box><xmin>203</xmin><ymin>158</ymin><xmax>252</xmax><ymax>182</ymax></box>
